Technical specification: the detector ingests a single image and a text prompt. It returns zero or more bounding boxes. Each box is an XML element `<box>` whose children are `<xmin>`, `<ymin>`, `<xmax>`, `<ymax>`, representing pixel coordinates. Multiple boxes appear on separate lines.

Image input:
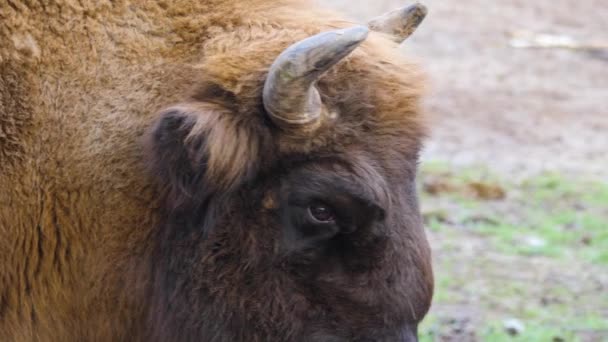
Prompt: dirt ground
<box><xmin>321</xmin><ymin>1</ymin><xmax>608</xmax><ymax>341</ymax></box>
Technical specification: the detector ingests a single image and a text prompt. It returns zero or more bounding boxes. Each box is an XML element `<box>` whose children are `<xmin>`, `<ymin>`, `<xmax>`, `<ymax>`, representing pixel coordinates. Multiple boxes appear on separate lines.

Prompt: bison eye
<box><xmin>308</xmin><ymin>203</ymin><xmax>336</xmax><ymax>223</ymax></box>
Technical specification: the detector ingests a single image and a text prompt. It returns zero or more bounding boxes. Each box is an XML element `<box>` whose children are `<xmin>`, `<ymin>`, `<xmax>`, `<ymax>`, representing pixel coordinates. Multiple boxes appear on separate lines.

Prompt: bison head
<box><xmin>144</xmin><ymin>6</ymin><xmax>432</xmax><ymax>342</ymax></box>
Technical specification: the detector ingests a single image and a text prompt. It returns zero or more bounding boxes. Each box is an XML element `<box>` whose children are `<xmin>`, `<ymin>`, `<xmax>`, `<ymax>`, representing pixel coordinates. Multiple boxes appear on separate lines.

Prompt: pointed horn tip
<box><xmin>367</xmin><ymin>3</ymin><xmax>428</xmax><ymax>41</ymax></box>
<box><xmin>406</xmin><ymin>3</ymin><xmax>428</xmax><ymax>17</ymax></box>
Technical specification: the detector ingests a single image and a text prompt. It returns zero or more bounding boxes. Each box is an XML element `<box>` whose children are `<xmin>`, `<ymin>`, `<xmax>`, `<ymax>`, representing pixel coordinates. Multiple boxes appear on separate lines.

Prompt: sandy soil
<box><xmin>323</xmin><ymin>0</ymin><xmax>608</xmax><ymax>179</ymax></box>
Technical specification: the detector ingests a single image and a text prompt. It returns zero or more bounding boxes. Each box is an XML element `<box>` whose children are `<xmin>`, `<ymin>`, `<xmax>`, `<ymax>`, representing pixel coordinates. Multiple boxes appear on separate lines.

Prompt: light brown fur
<box><xmin>1</xmin><ymin>1</ymin><xmax>430</xmax><ymax>340</ymax></box>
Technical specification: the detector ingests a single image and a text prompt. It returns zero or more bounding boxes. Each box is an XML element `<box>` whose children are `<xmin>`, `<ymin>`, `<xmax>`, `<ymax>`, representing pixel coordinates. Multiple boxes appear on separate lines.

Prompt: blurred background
<box><xmin>321</xmin><ymin>0</ymin><xmax>607</xmax><ymax>341</ymax></box>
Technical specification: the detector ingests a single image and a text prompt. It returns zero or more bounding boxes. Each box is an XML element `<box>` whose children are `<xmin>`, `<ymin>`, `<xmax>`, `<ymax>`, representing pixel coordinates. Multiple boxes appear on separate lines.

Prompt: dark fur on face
<box><xmin>144</xmin><ymin>37</ymin><xmax>433</xmax><ymax>340</ymax></box>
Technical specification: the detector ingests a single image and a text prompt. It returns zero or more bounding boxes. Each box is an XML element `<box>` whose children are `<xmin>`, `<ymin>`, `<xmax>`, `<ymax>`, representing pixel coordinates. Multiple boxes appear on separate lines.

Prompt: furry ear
<box><xmin>145</xmin><ymin>103</ymin><xmax>259</xmax><ymax>211</ymax></box>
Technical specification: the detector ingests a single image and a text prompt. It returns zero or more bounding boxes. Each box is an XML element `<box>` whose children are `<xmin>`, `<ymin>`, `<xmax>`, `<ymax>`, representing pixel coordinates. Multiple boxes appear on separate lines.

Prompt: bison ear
<box><xmin>145</xmin><ymin>103</ymin><xmax>258</xmax><ymax>211</ymax></box>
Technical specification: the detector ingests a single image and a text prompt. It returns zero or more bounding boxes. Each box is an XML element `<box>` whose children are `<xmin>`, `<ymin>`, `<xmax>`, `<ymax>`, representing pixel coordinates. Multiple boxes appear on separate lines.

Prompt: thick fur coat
<box><xmin>1</xmin><ymin>1</ymin><xmax>432</xmax><ymax>340</ymax></box>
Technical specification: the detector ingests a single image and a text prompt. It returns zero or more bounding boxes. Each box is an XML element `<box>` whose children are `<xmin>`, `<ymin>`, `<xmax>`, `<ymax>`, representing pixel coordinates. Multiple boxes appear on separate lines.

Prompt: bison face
<box><xmin>279</xmin><ymin>162</ymin><xmax>386</xmax><ymax>258</ymax></box>
<box><xmin>144</xmin><ymin>24</ymin><xmax>432</xmax><ymax>342</ymax></box>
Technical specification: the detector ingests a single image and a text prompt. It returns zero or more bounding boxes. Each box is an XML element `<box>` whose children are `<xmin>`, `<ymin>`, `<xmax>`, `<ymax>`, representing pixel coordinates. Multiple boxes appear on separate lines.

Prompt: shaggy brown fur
<box><xmin>1</xmin><ymin>0</ymin><xmax>432</xmax><ymax>341</ymax></box>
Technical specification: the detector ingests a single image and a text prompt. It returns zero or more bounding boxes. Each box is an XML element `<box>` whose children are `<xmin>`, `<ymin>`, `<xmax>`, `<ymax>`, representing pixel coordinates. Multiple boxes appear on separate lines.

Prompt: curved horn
<box><xmin>368</xmin><ymin>3</ymin><xmax>427</xmax><ymax>42</ymax></box>
<box><xmin>263</xmin><ymin>26</ymin><xmax>369</xmax><ymax>133</ymax></box>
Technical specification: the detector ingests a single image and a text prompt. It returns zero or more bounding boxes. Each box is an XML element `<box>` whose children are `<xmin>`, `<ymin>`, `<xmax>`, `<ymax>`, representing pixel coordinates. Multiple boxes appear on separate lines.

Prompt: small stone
<box><xmin>503</xmin><ymin>318</ymin><xmax>525</xmax><ymax>336</ymax></box>
<box><xmin>524</xmin><ymin>236</ymin><xmax>546</xmax><ymax>248</ymax></box>
<box><xmin>580</xmin><ymin>235</ymin><xmax>592</xmax><ymax>246</ymax></box>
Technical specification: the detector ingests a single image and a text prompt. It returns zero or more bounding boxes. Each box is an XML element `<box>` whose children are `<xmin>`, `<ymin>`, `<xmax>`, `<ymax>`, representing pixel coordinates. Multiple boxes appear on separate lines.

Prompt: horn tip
<box><xmin>368</xmin><ymin>3</ymin><xmax>428</xmax><ymax>41</ymax></box>
<box><xmin>404</xmin><ymin>3</ymin><xmax>428</xmax><ymax>21</ymax></box>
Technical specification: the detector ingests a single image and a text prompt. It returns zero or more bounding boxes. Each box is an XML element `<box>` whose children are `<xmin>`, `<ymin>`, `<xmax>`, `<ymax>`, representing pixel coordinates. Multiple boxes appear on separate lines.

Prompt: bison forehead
<box><xmin>145</xmin><ymin>29</ymin><xmax>426</xmax><ymax>199</ymax></box>
<box><xmin>192</xmin><ymin>29</ymin><xmax>426</xmax><ymax>150</ymax></box>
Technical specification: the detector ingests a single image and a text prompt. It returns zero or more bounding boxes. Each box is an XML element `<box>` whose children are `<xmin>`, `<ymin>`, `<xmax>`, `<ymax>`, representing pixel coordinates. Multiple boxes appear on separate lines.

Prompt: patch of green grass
<box><xmin>419</xmin><ymin>163</ymin><xmax>608</xmax><ymax>265</ymax></box>
<box><xmin>481</xmin><ymin>322</ymin><xmax>578</xmax><ymax>342</ymax></box>
<box><xmin>503</xmin><ymin>205</ymin><xmax>607</xmax><ymax>263</ymax></box>
<box><xmin>425</xmin><ymin>215</ymin><xmax>445</xmax><ymax>232</ymax></box>
<box><xmin>417</xmin><ymin>162</ymin><xmax>608</xmax><ymax>341</ymax></box>
<box><xmin>479</xmin><ymin>312</ymin><xmax>608</xmax><ymax>342</ymax></box>
<box><xmin>418</xmin><ymin>314</ymin><xmax>439</xmax><ymax>342</ymax></box>
<box><xmin>432</xmin><ymin>271</ymin><xmax>459</xmax><ymax>303</ymax></box>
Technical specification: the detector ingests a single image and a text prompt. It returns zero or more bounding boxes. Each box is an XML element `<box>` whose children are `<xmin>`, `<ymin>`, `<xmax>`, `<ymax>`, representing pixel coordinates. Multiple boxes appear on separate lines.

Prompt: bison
<box><xmin>0</xmin><ymin>1</ymin><xmax>433</xmax><ymax>341</ymax></box>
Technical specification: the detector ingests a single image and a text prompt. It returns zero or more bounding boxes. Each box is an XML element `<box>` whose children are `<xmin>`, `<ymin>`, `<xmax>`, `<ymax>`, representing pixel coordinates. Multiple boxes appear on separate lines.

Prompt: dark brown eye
<box><xmin>308</xmin><ymin>203</ymin><xmax>336</xmax><ymax>223</ymax></box>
